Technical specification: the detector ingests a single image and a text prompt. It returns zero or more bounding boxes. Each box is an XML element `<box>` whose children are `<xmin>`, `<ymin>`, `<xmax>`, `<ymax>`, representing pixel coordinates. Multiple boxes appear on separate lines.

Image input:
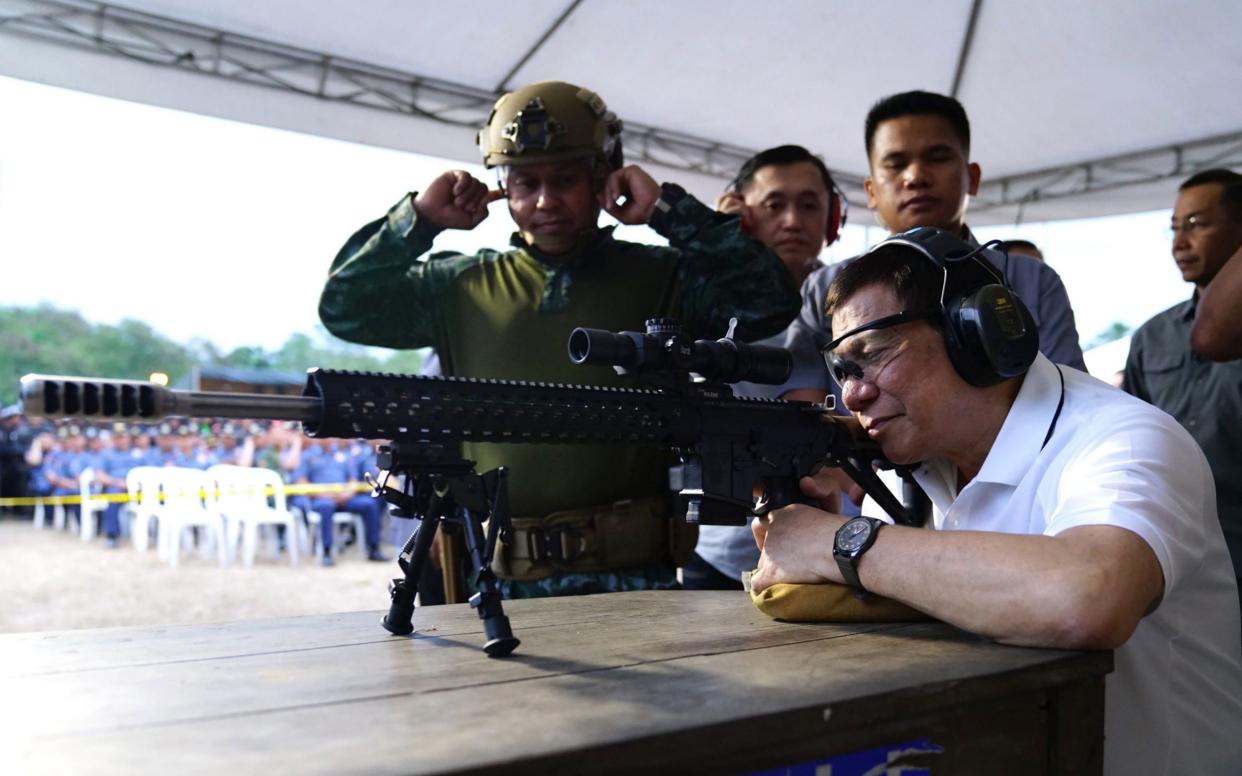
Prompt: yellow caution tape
<box><xmin>0</xmin><ymin>481</ymin><xmax>372</xmax><ymax>507</ymax></box>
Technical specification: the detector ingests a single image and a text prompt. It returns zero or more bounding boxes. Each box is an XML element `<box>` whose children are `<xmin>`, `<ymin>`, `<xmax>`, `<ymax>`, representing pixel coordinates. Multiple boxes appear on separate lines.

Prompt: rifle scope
<box><xmin>567</xmin><ymin>318</ymin><xmax>791</xmax><ymax>386</ymax></box>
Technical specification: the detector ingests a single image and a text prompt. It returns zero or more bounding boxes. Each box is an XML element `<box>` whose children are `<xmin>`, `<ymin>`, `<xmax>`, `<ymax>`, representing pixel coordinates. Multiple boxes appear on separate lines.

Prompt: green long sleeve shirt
<box><xmin>319</xmin><ymin>191</ymin><xmax>799</xmax><ymax>517</ymax></box>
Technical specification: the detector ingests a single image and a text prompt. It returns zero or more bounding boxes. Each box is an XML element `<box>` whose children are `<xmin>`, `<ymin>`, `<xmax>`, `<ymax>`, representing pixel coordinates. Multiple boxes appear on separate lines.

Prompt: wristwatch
<box><xmin>648</xmin><ymin>182</ymin><xmax>687</xmax><ymax>229</ymax></box>
<box><xmin>833</xmin><ymin>516</ymin><xmax>885</xmax><ymax>592</ymax></box>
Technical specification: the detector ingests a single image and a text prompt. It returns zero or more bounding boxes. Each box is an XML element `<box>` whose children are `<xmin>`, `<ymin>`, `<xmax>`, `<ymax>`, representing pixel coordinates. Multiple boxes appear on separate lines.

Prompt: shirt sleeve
<box><xmin>1034</xmin><ymin>264</ymin><xmax>1087</xmax><ymax>370</ymax></box>
<box><xmin>780</xmin><ymin>265</ymin><xmax>836</xmax><ymax>393</ymax></box>
<box><xmin>1121</xmin><ymin>328</ymin><xmax>1149</xmax><ymax>401</ymax></box>
<box><xmin>648</xmin><ymin>192</ymin><xmax>801</xmax><ymax>343</ymax></box>
<box><xmin>318</xmin><ymin>194</ymin><xmax>457</xmax><ymax>349</ymax></box>
<box><xmin>1042</xmin><ymin>412</ymin><xmax>1212</xmax><ymax>597</ymax></box>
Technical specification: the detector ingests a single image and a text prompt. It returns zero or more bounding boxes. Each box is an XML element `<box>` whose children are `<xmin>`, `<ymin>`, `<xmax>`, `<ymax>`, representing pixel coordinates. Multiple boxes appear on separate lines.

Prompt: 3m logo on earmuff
<box><xmin>987</xmin><ymin>292</ymin><xmax>1029</xmax><ymax>339</ymax></box>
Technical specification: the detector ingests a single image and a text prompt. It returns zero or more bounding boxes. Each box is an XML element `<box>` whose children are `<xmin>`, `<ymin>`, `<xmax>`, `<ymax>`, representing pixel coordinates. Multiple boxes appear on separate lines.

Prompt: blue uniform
<box><xmin>296</xmin><ymin>443</ymin><xmax>383</xmax><ymax>556</ymax></box>
<box><xmin>98</xmin><ymin>446</ymin><xmax>143</xmax><ymax>540</ymax></box>
<box><xmin>28</xmin><ymin>448</ymin><xmax>56</xmax><ymax>498</ymax></box>
<box><xmin>172</xmin><ymin>447</ymin><xmax>211</xmax><ymax>470</ymax></box>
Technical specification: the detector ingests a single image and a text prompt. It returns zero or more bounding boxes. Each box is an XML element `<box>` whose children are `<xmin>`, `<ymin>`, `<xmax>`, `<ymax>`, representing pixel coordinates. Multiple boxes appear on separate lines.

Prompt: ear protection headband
<box><xmin>869</xmin><ymin>227</ymin><xmax>1039</xmax><ymax>387</ymax></box>
<box><xmin>728</xmin><ymin>153</ymin><xmax>848</xmax><ymax>245</ymax></box>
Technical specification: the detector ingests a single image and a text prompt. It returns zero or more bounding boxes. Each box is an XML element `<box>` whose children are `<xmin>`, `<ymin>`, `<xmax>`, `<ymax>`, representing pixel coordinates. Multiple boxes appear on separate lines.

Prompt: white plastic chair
<box><xmin>126</xmin><ymin>466</ymin><xmax>166</xmax><ymax>552</ymax></box>
<box><xmin>155</xmin><ymin>467</ymin><xmax>228</xmax><ymax>568</ymax></box>
<box><xmin>209</xmin><ymin>465</ymin><xmax>299</xmax><ymax>566</ymax></box>
<box><xmin>77</xmin><ymin>468</ymin><xmax>109</xmax><ymax>542</ymax></box>
<box><xmin>302</xmin><ymin>505</ymin><xmax>365</xmax><ymax>560</ymax></box>
<box><xmin>33</xmin><ymin>498</ymin><xmax>64</xmax><ymax>530</ymax></box>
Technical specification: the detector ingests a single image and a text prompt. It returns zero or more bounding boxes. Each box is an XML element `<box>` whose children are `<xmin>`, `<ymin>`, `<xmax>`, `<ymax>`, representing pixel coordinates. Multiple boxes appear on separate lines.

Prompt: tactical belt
<box><xmin>491</xmin><ymin>495</ymin><xmax>697</xmax><ymax>581</ymax></box>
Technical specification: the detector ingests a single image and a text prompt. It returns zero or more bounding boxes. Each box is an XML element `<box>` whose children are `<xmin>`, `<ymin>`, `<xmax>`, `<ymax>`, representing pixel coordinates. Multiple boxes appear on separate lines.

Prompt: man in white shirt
<box><xmin>750</xmin><ymin>228</ymin><xmax>1242</xmax><ymax>775</ymax></box>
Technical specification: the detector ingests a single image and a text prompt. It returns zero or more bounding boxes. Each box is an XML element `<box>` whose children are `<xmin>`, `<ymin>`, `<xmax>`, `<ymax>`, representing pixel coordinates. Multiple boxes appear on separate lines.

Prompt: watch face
<box><xmin>837</xmin><ymin>519</ymin><xmax>873</xmax><ymax>552</ymax></box>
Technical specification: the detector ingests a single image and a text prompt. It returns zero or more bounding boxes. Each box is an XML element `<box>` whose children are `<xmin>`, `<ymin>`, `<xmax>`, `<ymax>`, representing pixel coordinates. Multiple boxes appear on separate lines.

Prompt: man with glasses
<box><xmin>751</xmin><ymin>228</ymin><xmax>1242</xmax><ymax>776</ymax></box>
<box><xmin>1124</xmin><ymin>168</ymin><xmax>1242</xmax><ymax>614</ymax></box>
<box><xmin>782</xmin><ymin>90</ymin><xmax>1085</xmax><ymax>404</ymax></box>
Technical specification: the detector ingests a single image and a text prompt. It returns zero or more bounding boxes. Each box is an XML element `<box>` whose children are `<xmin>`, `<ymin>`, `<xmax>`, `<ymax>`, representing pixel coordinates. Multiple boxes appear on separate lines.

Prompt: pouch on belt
<box><xmin>491</xmin><ymin>495</ymin><xmax>697</xmax><ymax>581</ymax></box>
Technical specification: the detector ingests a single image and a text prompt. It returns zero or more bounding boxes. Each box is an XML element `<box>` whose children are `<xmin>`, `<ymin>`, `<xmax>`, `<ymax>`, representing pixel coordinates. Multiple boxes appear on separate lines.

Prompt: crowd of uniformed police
<box><xmin>0</xmin><ymin>413</ymin><xmax>385</xmax><ymax>563</ymax></box>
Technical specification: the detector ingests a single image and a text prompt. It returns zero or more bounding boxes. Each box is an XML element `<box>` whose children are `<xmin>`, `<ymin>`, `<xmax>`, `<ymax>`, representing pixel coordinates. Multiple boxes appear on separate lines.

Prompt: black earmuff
<box><xmin>877</xmin><ymin>228</ymin><xmax>1039</xmax><ymax>386</ymax></box>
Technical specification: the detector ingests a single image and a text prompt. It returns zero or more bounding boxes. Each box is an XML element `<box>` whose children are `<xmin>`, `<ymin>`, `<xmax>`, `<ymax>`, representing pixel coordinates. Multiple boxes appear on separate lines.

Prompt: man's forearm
<box><xmin>761</xmin><ymin>507</ymin><xmax>1158</xmax><ymax>649</ymax></box>
<box><xmin>319</xmin><ymin>195</ymin><xmax>445</xmax><ymax>349</ymax></box>
<box><xmin>855</xmin><ymin>524</ymin><xmax>1161</xmax><ymax>650</ymax></box>
<box><xmin>1191</xmin><ymin>244</ymin><xmax>1242</xmax><ymax>360</ymax></box>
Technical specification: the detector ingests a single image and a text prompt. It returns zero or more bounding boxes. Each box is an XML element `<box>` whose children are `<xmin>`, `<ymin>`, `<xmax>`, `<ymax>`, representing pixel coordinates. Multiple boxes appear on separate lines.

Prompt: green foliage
<box><xmin>0</xmin><ymin>305</ymin><xmax>195</xmax><ymax>405</ymax></box>
<box><xmin>0</xmin><ymin>305</ymin><xmax>425</xmax><ymax>406</ymax></box>
<box><xmin>1086</xmin><ymin>321</ymin><xmax>1133</xmax><ymax>349</ymax></box>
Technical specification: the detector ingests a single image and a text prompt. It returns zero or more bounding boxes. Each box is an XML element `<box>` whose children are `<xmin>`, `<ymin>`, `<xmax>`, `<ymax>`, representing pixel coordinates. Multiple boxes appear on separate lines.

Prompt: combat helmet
<box><xmin>478</xmin><ymin>80</ymin><xmax>623</xmax><ymax>170</ymax></box>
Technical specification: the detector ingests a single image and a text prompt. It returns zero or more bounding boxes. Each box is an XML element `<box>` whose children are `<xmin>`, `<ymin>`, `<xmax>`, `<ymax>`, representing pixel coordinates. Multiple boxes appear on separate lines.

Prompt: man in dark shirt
<box><xmin>1124</xmin><ymin>168</ymin><xmax>1242</xmax><ymax>612</ymax></box>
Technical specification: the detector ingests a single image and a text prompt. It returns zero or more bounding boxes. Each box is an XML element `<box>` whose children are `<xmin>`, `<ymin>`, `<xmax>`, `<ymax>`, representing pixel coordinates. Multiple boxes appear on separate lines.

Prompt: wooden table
<box><xmin>0</xmin><ymin>591</ymin><xmax>1111</xmax><ymax>775</ymax></box>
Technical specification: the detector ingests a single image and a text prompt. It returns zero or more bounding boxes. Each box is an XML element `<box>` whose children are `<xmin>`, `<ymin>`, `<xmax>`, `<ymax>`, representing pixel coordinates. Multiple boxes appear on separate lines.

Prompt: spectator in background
<box><xmin>295</xmin><ymin>435</ymin><xmax>386</xmax><ymax>566</ymax></box>
<box><xmin>782</xmin><ymin>90</ymin><xmax>1086</xmax><ymax>404</ymax></box>
<box><xmin>687</xmin><ymin>144</ymin><xmax>846</xmax><ymax>590</ymax></box>
<box><xmin>1123</xmin><ymin>168</ymin><xmax>1242</xmax><ymax>613</ymax></box>
<box><xmin>1001</xmin><ymin>238</ymin><xmax>1044</xmax><ymax>262</ymax></box>
<box><xmin>24</xmin><ymin>431</ymin><xmax>57</xmax><ymax>510</ymax></box>
<box><xmin>212</xmin><ymin>424</ymin><xmax>255</xmax><ymax>467</ymax></box>
<box><xmin>150</xmin><ymin>424</ymin><xmax>177</xmax><ymax>467</ymax></box>
<box><xmin>45</xmin><ymin>428</ymin><xmax>87</xmax><ymax>530</ymax></box>
<box><xmin>94</xmin><ymin>429</ymin><xmax>138</xmax><ymax>548</ymax></box>
<box><xmin>1191</xmin><ymin>242</ymin><xmax>1242</xmax><ymax>361</ymax></box>
<box><xmin>172</xmin><ymin>426</ymin><xmax>211</xmax><ymax>469</ymax></box>
<box><xmin>0</xmin><ymin>406</ymin><xmax>34</xmax><ymax>517</ymax></box>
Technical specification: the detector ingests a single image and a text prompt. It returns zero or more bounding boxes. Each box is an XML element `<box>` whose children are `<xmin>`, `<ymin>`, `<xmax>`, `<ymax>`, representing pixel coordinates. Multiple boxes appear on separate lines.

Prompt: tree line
<box><xmin>0</xmin><ymin>304</ymin><xmax>425</xmax><ymax>406</ymax></box>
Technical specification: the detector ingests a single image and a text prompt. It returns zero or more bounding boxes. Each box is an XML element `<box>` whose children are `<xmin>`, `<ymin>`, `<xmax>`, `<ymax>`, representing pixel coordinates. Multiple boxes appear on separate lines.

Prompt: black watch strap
<box><xmin>836</xmin><ymin>551</ymin><xmax>865</xmax><ymax>591</ymax></box>
<box><xmin>833</xmin><ymin>517</ymin><xmax>884</xmax><ymax>593</ymax></box>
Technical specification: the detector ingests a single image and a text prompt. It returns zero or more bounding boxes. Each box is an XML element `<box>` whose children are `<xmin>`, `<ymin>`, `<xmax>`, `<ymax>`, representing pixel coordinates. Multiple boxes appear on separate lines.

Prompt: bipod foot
<box><xmin>382</xmin><ymin>578</ymin><xmax>415</xmax><ymax>636</ymax></box>
<box><xmin>471</xmin><ymin>591</ymin><xmax>520</xmax><ymax>657</ymax></box>
<box><xmin>482</xmin><ymin>616</ymin><xmax>520</xmax><ymax>657</ymax></box>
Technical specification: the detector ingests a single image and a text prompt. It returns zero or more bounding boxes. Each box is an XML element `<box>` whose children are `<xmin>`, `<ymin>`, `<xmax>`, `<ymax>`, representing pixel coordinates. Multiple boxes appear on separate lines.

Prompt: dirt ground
<box><xmin>0</xmin><ymin>515</ymin><xmax>405</xmax><ymax>634</ymax></box>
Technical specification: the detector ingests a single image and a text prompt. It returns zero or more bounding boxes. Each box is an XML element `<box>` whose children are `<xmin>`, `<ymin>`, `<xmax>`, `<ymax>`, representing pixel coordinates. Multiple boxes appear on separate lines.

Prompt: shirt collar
<box><xmin>510</xmin><ymin>225</ymin><xmax>615</xmax><ymax>270</ymax></box>
<box><xmin>1178</xmin><ymin>292</ymin><xmax>1199</xmax><ymax>323</ymax></box>
<box><xmin>972</xmin><ymin>353</ymin><xmax>1062</xmax><ymax>487</ymax></box>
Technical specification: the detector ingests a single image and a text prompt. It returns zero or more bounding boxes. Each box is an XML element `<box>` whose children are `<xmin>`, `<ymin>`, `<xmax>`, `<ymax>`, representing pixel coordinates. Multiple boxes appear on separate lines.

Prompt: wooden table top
<box><xmin>0</xmin><ymin>591</ymin><xmax>1111</xmax><ymax>775</ymax></box>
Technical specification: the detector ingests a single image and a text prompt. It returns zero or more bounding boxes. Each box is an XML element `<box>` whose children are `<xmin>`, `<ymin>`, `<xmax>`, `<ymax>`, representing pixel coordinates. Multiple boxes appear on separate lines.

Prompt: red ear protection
<box><xmin>826</xmin><ymin>182</ymin><xmax>848</xmax><ymax>246</ymax></box>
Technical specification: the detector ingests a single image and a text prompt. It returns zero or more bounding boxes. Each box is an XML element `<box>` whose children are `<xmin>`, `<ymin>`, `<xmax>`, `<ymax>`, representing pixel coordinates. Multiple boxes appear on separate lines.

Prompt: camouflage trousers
<box><xmin>495</xmin><ymin>562</ymin><xmax>680</xmax><ymax>599</ymax></box>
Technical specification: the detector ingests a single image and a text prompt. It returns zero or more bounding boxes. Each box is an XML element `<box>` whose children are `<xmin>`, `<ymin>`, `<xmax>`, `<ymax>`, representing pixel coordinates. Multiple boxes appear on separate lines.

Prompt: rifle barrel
<box><xmin>19</xmin><ymin>374</ymin><xmax>319</xmax><ymax>424</ymax></box>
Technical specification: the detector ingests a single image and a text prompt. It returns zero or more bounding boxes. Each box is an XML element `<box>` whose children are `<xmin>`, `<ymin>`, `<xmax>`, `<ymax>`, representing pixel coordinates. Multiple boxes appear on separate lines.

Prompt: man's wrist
<box><xmin>833</xmin><ymin>516</ymin><xmax>885</xmax><ymax>593</ymax></box>
<box><xmin>647</xmin><ymin>183</ymin><xmax>687</xmax><ymax>230</ymax></box>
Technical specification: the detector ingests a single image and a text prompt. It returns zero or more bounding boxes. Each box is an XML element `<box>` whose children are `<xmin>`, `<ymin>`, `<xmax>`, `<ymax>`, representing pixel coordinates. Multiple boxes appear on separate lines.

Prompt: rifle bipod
<box><xmin>368</xmin><ymin>443</ymin><xmax>519</xmax><ymax>657</ymax></box>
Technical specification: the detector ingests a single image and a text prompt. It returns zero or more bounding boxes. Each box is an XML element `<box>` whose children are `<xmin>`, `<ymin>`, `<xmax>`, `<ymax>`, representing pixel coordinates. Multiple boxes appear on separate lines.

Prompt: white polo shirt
<box><xmin>871</xmin><ymin>354</ymin><xmax>1242</xmax><ymax>775</ymax></box>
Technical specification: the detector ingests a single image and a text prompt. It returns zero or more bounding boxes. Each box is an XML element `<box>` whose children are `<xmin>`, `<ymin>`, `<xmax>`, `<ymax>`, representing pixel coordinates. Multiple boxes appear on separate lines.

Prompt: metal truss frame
<box><xmin>3</xmin><ymin>0</ymin><xmax>1238</xmax><ymax>219</ymax></box>
<box><xmin>973</xmin><ymin>132</ymin><xmax>1242</xmax><ymax>218</ymax></box>
<box><xmin>0</xmin><ymin>0</ymin><xmax>783</xmax><ymax>183</ymax></box>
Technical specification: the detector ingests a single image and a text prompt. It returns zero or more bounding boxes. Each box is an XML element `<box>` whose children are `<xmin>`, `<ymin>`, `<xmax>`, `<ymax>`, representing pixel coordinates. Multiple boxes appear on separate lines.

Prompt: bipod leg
<box><xmin>460</xmin><ymin>468</ymin><xmax>518</xmax><ymax>657</ymax></box>
<box><xmin>381</xmin><ymin>489</ymin><xmax>445</xmax><ymax>637</ymax></box>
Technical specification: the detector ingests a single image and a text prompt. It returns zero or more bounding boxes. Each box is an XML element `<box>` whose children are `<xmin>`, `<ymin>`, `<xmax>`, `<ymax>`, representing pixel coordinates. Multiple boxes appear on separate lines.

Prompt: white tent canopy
<box><xmin>2</xmin><ymin>0</ymin><xmax>1240</xmax><ymax>224</ymax></box>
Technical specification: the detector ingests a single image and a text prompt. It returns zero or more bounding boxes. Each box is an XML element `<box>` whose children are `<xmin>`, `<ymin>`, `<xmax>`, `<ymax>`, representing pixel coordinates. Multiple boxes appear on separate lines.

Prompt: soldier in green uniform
<box><xmin>319</xmin><ymin>80</ymin><xmax>800</xmax><ymax>597</ymax></box>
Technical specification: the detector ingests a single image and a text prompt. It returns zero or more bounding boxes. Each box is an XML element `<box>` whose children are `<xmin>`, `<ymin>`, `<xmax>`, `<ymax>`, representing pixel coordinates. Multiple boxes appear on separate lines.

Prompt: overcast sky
<box><xmin>0</xmin><ymin>75</ymin><xmax>1188</xmax><ymax>376</ymax></box>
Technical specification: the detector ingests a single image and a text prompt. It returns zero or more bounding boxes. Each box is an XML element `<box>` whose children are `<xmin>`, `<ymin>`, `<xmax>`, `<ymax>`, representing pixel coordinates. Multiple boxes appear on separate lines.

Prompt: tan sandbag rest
<box><xmin>743</xmin><ymin>571</ymin><xmax>933</xmax><ymax>623</ymax></box>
